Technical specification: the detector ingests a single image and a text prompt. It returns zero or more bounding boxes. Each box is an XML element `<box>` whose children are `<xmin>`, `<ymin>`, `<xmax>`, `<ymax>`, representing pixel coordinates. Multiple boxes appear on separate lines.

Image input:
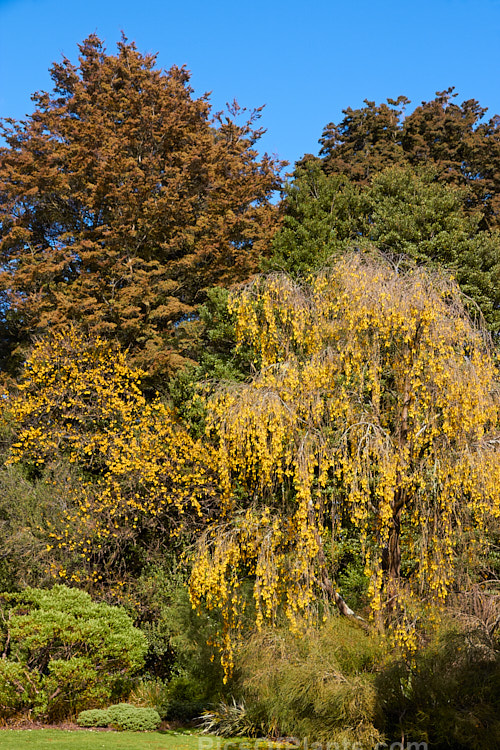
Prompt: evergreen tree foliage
<box><xmin>319</xmin><ymin>88</ymin><xmax>500</xmax><ymax>228</ymax></box>
<box><xmin>269</xmin><ymin>162</ymin><xmax>500</xmax><ymax>331</ymax></box>
<box><xmin>0</xmin><ymin>585</ymin><xmax>146</xmax><ymax>721</ymax></box>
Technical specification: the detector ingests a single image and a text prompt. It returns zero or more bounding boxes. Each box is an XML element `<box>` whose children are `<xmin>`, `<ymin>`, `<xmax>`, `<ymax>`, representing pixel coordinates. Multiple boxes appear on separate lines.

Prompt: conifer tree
<box><xmin>318</xmin><ymin>89</ymin><xmax>500</xmax><ymax>228</ymax></box>
<box><xmin>0</xmin><ymin>35</ymin><xmax>283</xmax><ymax>378</ymax></box>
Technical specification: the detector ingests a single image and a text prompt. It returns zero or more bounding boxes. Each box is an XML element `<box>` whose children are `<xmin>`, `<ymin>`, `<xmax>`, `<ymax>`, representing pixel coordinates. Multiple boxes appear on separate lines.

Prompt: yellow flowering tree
<box><xmin>6</xmin><ymin>327</ymin><xmax>220</xmax><ymax>589</ymax></box>
<box><xmin>190</xmin><ymin>252</ymin><xmax>500</xmax><ymax>672</ymax></box>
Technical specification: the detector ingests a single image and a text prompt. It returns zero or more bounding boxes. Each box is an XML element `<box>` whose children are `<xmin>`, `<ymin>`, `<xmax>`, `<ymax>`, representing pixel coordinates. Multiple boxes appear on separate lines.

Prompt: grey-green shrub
<box><xmin>0</xmin><ymin>585</ymin><xmax>147</xmax><ymax>721</ymax></box>
<box><xmin>77</xmin><ymin>703</ymin><xmax>161</xmax><ymax>731</ymax></box>
<box><xmin>76</xmin><ymin>708</ymin><xmax>111</xmax><ymax>727</ymax></box>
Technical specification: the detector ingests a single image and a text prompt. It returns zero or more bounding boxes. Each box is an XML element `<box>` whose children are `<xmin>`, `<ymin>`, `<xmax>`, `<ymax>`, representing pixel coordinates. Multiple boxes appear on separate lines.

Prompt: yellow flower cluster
<box><xmin>6</xmin><ymin>327</ymin><xmax>220</xmax><ymax>588</ymax></box>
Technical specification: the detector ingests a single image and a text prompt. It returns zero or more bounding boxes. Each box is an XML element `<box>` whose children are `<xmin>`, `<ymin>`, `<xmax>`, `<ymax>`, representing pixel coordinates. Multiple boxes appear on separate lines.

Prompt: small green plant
<box><xmin>77</xmin><ymin>703</ymin><xmax>161</xmax><ymax>731</ymax></box>
<box><xmin>199</xmin><ymin>697</ymin><xmax>259</xmax><ymax>737</ymax></box>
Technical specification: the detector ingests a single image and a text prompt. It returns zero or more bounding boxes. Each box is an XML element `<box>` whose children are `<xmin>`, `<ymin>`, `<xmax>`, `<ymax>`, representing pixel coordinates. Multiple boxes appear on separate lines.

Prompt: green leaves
<box><xmin>0</xmin><ymin>585</ymin><xmax>147</xmax><ymax>720</ymax></box>
<box><xmin>268</xmin><ymin>163</ymin><xmax>500</xmax><ymax>332</ymax></box>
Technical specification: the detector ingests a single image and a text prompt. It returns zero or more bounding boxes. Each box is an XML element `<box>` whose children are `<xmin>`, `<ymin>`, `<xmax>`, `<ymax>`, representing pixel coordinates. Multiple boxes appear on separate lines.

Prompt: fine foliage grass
<box><xmin>235</xmin><ymin>615</ymin><xmax>385</xmax><ymax>746</ymax></box>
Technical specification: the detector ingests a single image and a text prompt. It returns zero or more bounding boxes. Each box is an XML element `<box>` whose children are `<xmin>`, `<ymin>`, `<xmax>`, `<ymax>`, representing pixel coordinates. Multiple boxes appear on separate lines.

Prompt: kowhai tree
<box><xmin>190</xmin><ymin>253</ymin><xmax>500</xmax><ymax>672</ymax></box>
<box><xmin>0</xmin><ymin>34</ymin><xmax>283</xmax><ymax>379</ymax></box>
<box><xmin>5</xmin><ymin>327</ymin><xmax>222</xmax><ymax>590</ymax></box>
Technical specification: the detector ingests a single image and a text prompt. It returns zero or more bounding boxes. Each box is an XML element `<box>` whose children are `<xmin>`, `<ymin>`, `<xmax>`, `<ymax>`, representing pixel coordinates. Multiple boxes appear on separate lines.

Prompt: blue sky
<box><xmin>1</xmin><ymin>0</ymin><xmax>499</xmax><ymax>167</ymax></box>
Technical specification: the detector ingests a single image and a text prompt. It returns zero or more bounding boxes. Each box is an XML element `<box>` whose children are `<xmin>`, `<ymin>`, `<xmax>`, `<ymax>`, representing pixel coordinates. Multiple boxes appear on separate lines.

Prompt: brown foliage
<box><xmin>0</xmin><ymin>34</ymin><xmax>284</xmax><ymax>378</ymax></box>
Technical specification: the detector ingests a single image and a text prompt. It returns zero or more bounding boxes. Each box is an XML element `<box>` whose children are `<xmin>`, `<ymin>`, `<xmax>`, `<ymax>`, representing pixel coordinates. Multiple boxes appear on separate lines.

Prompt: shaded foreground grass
<box><xmin>0</xmin><ymin>729</ymin><xmax>295</xmax><ymax>750</ymax></box>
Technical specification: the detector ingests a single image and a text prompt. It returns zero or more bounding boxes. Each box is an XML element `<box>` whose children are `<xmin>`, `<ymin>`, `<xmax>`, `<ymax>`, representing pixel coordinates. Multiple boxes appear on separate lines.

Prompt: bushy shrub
<box><xmin>378</xmin><ymin>618</ymin><xmax>500</xmax><ymax>750</ymax></box>
<box><xmin>76</xmin><ymin>708</ymin><xmax>111</xmax><ymax>727</ymax></box>
<box><xmin>0</xmin><ymin>585</ymin><xmax>147</xmax><ymax>721</ymax></box>
<box><xmin>0</xmin><ymin>661</ymin><xmax>38</xmax><ymax>716</ymax></box>
<box><xmin>234</xmin><ymin>615</ymin><xmax>384</xmax><ymax>746</ymax></box>
<box><xmin>77</xmin><ymin>703</ymin><xmax>161</xmax><ymax>731</ymax></box>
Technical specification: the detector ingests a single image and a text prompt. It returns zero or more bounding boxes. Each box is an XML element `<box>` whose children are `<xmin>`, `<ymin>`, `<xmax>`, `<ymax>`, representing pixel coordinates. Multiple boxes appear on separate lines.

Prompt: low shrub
<box><xmin>77</xmin><ymin>703</ymin><xmax>161</xmax><ymax>731</ymax></box>
<box><xmin>378</xmin><ymin>618</ymin><xmax>500</xmax><ymax>750</ymax></box>
<box><xmin>76</xmin><ymin>708</ymin><xmax>111</xmax><ymax>727</ymax></box>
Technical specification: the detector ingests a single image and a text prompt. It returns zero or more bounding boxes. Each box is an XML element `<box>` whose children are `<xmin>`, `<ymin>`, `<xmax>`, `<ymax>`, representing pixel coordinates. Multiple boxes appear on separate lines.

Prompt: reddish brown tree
<box><xmin>0</xmin><ymin>35</ymin><xmax>284</xmax><ymax>378</ymax></box>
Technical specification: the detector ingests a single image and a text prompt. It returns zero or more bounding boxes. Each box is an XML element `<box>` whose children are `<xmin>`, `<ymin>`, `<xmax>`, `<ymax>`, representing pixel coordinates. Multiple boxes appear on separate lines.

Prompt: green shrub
<box><xmin>378</xmin><ymin>619</ymin><xmax>500</xmax><ymax>750</ymax></box>
<box><xmin>0</xmin><ymin>585</ymin><xmax>147</xmax><ymax>721</ymax></box>
<box><xmin>234</xmin><ymin>615</ymin><xmax>384</xmax><ymax>746</ymax></box>
<box><xmin>107</xmin><ymin>703</ymin><xmax>161</xmax><ymax>731</ymax></box>
<box><xmin>76</xmin><ymin>708</ymin><xmax>111</xmax><ymax>727</ymax></box>
<box><xmin>77</xmin><ymin>703</ymin><xmax>161</xmax><ymax>731</ymax></box>
<box><xmin>134</xmin><ymin>568</ymin><xmax>228</xmax><ymax>718</ymax></box>
<box><xmin>0</xmin><ymin>661</ymin><xmax>38</xmax><ymax>717</ymax></box>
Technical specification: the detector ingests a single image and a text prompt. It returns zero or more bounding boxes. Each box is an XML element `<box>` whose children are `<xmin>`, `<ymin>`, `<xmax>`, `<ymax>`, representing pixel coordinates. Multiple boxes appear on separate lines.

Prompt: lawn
<box><xmin>0</xmin><ymin>729</ymin><xmax>294</xmax><ymax>749</ymax></box>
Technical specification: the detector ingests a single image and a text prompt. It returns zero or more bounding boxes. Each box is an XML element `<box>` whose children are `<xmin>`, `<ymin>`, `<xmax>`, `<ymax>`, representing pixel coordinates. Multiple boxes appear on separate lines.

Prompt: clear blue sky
<box><xmin>1</xmin><ymin>0</ymin><xmax>499</xmax><ymax>167</ymax></box>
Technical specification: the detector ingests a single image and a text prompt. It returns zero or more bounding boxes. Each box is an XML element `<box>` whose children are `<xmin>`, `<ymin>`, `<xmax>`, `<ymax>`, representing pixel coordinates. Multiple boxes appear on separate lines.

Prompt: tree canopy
<box><xmin>268</xmin><ymin>161</ymin><xmax>500</xmax><ymax>332</ymax></box>
<box><xmin>0</xmin><ymin>34</ymin><xmax>283</xmax><ymax>379</ymax></box>
<box><xmin>318</xmin><ymin>88</ymin><xmax>500</xmax><ymax>229</ymax></box>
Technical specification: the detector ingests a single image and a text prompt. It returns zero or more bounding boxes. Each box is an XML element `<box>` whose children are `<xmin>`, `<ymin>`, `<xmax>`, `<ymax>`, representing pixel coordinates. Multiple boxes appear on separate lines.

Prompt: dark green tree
<box><xmin>269</xmin><ymin>163</ymin><xmax>500</xmax><ymax>331</ymax></box>
<box><xmin>318</xmin><ymin>88</ymin><xmax>500</xmax><ymax>229</ymax></box>
<box><xmin>264</xmin><ymin>160</ymin><xmax>369</xmax><ymax>277</ymax></box>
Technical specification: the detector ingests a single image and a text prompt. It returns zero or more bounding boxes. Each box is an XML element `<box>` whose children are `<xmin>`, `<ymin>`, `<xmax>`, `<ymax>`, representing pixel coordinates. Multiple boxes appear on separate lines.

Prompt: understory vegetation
<box><xmin>0</xmin><ymin>35</ymin><xmax>499</xmax><ymax>749</ymax></box>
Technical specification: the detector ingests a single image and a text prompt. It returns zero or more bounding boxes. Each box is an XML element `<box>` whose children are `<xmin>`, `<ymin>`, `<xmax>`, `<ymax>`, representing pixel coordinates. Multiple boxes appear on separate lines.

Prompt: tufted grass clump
<box><xmin>234</xmin><ymin>615</ymin><xmax>385</xmax><ymax>746</ymax></box>
<box><xmin>199</xmin><ymin>697</ymin><xmax>259</xmax><ymax>738</ymax></box>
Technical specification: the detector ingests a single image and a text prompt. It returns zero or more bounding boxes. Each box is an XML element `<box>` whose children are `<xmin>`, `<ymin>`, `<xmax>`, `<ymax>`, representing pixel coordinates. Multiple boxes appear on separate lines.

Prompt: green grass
<box><xmin>0</xmin><ymin>729</ymin><xmax>198</xmax><ymax>750</ymax></box>
<box><xmin>0</xmin><ymin>729</ymin><xmax>294</xmax><ymax>750</ymax></box>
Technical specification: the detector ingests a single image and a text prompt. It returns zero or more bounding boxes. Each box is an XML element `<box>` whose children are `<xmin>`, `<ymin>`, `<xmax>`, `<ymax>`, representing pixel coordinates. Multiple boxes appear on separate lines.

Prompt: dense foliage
<box><xmin>0</xmin><ymin>36</ymin><xmax>499</xmax><ymax>747</ymax></box>
<box><xmin>268</xmin><ymin>161</ymin><xmax>500</xmax><ymax>332</ymax></box>
<box><xmin>190</xmin><ymin>253</ymin><xmax>500</xmax><ymax>671</ymax></box>
<box><xmin>77</xmin><ymin>703</ymin><xmax>161</xmax><ymax>731</ymax></box>
<box><xmin>0</xmin><ymin>34</ymin><xmax>283</xmax><ymax>380</ymax></box>
<box><xmin>318</xmin><ymin>88</ymin><xmax>500</xmax><ymax>228</ymax></box>
<box><xmin>0</xmin><ymin>585</ymin><xmax>147</xmax><ymax>721</ymax></box>
<box><xmin>4</xmin><ymin>327</ymin><xmax>221</xmax><ymax>589</ymax></box>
